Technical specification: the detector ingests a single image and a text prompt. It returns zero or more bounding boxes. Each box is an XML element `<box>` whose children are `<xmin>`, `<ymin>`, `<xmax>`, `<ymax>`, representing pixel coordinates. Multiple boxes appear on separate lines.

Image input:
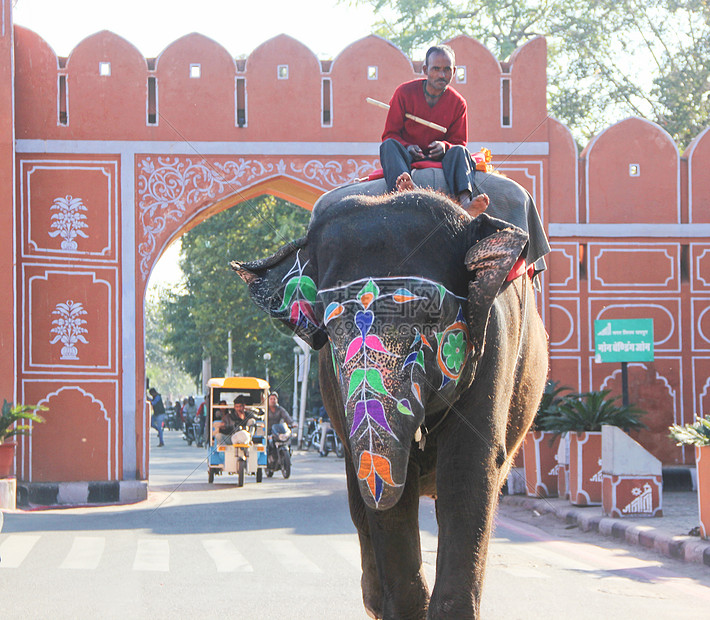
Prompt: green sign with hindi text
<box><xmin>594</xmin><ymin>319</ymin><xmax>654</xmax><ymax>363</ymax></box>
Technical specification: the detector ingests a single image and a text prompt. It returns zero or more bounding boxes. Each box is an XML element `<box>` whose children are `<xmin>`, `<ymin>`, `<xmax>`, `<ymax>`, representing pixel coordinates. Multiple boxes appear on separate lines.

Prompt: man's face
<box><xmin>268</xmin><ymin>395</ymin><xmax>277</xmax><ymax>410</ymax></box>
<box><xmin>234</xmin><ymin>403</ymin><xmax>245</xmax><ymax>416</ymax></box>
<box><xmin>423</xmin><ymin>51</ymin><xmax>454</xmax><ymax>94</ymax></box>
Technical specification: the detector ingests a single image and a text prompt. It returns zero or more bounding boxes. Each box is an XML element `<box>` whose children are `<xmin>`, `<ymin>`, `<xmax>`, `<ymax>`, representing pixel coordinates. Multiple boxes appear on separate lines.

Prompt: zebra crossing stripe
<box><xmin>328</xmin><ymin>539</ymin><xmax>362</xmax><ymax>570</ymax></box>
<box><xmin>202</xmin><ymin>539</ymin><xmax>254</xmax><ymax>572</ymax></box>
<box><xmin>60</xmin><ymin>536</ymin><xmax>105</xmax><ymax>570</ymax></box>
<box><xmin>133</xmin><ymin>539</ymin><xmax>169</xmax><ymax>571</ymax></box>
<box><xmin>0</xmin><ymin>535</ymin><xmax>41</xmax><ymax>569</ymax></box>
<box><xmin>264</xmin><ymin>539</ymin><xmax>322</xmax><ymax>573</ymax></box>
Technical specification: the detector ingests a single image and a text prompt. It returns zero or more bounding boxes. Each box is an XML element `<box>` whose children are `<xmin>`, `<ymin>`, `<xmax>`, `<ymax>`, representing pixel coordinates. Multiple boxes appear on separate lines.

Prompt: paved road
<box><xmin>1</xmin><ymin>430</ymin><xmax>709</xmax><ymax>619</ymax></box>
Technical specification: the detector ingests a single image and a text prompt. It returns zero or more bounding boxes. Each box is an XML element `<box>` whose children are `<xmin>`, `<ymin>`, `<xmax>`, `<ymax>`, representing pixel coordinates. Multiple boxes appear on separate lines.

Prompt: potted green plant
<box><xmin>669</xmin><ymin>415</ymin><xmax>710</xmax><ymax>538</ymax></box>
<box><xmin>538</xmin><ymin>390</ymin><xmax>646</xmax><ymax>506</ymax></box>
<box><xmin>522</xmin><ymin>381</ymin><xmax>570</xmax><ymax>498</ymax></box>
<box><xmin>0</xmin><ymin>400</ymin><xmax>47</xmax><ymax>478</ymax></box>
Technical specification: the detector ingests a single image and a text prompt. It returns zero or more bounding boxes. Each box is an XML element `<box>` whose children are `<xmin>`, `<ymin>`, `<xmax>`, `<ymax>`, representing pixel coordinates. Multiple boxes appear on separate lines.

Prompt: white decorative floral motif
<box><xmin>136</xmin><ymin>156</ymin><xmax>380</xmax><ymax>279</ymax></box>
<box><xmin>137</xmin><ymin>157</ymin><xmax>276</xmax><ymax>278</ymax></box>
<box><xmin>48</xmin><ymin>195</ymin><xmax>89</xmax><ymax>251</ymax></box>
<box><xmin>290</xmin><ymin>159</ymin><xmax>379</xmax><ymax>187</ymax></box>
<box><xmin>50</xmin><ymin>300</ymin><xmax>88</xmax><ymax>360</ymax></box>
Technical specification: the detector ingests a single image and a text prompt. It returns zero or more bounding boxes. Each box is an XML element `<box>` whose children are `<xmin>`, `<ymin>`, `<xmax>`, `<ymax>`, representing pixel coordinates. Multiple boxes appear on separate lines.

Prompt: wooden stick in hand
<box><xmin>366</xmin><ymin>97</ymin><xmax>447</xmax><ymax>134</ymax></box>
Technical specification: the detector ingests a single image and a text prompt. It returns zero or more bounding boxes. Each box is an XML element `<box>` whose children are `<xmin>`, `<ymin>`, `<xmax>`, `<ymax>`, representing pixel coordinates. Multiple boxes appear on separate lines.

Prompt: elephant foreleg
<box><xmin>344</xmin><ymin>461</ymin><xmax>384</xmax><ymax>618</ymax></box>
<box><xmin>365</xmin><ymin>459</ymin><xmax>429</xmax><ymax>620</ymax></box>
<box><xmin>428</xmin><ymin>419</ymin><xmax>506</xmax><ymax>619</ymax></box>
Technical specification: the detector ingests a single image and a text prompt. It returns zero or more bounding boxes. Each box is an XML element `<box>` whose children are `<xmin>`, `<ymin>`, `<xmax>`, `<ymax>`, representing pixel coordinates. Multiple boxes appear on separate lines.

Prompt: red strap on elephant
<box><xmin>506</xmin><ymin>257</ymin><xmax>534</xmax><ymax>282</ymax></box>
<box><xmin>367</xmin><ymin>160</ymin><xmax>443</xmax><ymax>181</ymax></box>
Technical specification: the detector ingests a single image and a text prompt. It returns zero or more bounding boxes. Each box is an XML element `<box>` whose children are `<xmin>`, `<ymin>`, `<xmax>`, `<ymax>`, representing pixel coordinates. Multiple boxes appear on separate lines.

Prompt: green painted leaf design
<box><xmin>365</xmin><ymin>369</ymin><xmax>388</xmax><ymax>395</ymax></box>
<box><xmin>397</xmin><ymin>400</ymin><xmax>414</xmax><ymax>416</ymax></box>
<box><xmin>278</xmin><ymin>277</ymin><xmax>300</xmax><ymax>311</ymax></box>
<box><xmin>278</xmin><ymin>276</ymin><xmax>317</xmax><ymax>310</ymax></box>
<box><xmin>299</xmin><ymin>276</ymin><xmax>318</xmax><ymax>303</ymax></box>
<box><xmin>436</xmin><ymin>283</ymin><xmax>446</xmax><ymax>308</ymax></box>
<box><xmin>357</xmin><ymin>279</ymin><xmax>380</xmax><ymax>302</ymax></box>
<box><xmin>348</xmin><ymin>369</ymin><xmax>366</xmax><ymax>399</ymax></box>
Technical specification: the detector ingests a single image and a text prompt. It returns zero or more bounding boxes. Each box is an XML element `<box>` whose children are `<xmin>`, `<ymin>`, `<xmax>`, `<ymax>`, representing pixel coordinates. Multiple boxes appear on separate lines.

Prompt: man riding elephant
<box><xmin>380</xmin><ymin>44</ymin><xmax>490</xmax><ymax>217</ymax></box>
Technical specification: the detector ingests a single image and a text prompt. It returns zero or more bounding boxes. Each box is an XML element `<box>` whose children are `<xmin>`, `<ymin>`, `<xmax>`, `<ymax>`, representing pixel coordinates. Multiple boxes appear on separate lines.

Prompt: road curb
<box><xmin>500</xmin><ymin>494</ymin><xmax>710</xmax><ymax>567</ymax></box>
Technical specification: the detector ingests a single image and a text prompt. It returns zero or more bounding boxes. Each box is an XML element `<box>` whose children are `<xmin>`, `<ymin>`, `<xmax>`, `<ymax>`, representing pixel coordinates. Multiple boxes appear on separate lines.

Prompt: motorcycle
<box><xmin>319</xmin><ymin>425</ymin><xmax>345</xmax><ymax>458</ymax></box>
<box><xmin>183</xmin><ymin>414</ymin><xmax>203</xmax><ymax>447</ymax></box>
<box><xmin>266</xmin><ymin>423</ymin><xmax>292</xmax><ymax>479</ymax></box>
<box><xmin>165</xmin><ymin>407</ymin><xmax>181</xmax><ymax>431</ymax></box>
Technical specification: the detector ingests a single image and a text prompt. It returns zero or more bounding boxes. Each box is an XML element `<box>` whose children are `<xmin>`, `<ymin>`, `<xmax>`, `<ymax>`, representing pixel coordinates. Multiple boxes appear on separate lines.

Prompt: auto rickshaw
<box><xmin>207</xmin><ymin>376</ymin><xmax>269</xmax><ymax>486</ymax></box>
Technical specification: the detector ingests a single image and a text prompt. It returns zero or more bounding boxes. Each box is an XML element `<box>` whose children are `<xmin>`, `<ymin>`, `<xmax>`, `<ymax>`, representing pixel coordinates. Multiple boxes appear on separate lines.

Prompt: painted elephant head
<box><xmin>232</xmin><ymin>190</ymin><xmax>528</xmax><ymax>510</ymax></box>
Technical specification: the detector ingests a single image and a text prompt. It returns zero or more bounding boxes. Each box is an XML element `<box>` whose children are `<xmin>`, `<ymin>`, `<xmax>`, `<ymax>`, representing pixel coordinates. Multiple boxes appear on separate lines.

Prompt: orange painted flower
<box><xmin>357</xmin><ymin>451</ymin><xmax>397</xmax><ymax>503</ymax></box>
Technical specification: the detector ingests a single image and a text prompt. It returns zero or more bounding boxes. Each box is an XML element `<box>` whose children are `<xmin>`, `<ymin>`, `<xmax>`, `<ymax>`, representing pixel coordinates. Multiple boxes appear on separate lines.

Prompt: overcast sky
<box><xmin>12</xmin><ymin>0</ymin><xmax>385</xmax><ymax>59</ymax></box>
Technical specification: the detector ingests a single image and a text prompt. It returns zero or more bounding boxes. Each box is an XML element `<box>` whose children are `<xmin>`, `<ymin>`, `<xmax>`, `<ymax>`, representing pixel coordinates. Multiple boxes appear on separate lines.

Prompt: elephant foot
<box><xmin>362</xmin><ymin>572</ymin><xmax>383</xmax><ymax>620</ymax></box>
<box><xmin>460</xmin><ymin>192</ymin><xmax>490</xmax><ymax>217</ymax></box>
<box><xmin>396</xmin><ymin>172</ymin><xmax>416</xmax><ymax>192</ymax></box>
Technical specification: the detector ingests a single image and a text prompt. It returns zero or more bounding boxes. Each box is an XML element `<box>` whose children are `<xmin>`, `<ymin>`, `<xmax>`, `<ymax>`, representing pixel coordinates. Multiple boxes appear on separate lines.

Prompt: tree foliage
<box><xmin>145</xmin><ymin>291</ymin><xmax>199</xmax><ymax>400</ymax></box>
<box><xmin>156</xmin><ymin>195</ymin><xmax>312</xmax><ymax>401</ymax></box>
<box><xmin>353</xmin><ymin>0</ymin><xmax>710</xmax><ymax>148</ymax></box>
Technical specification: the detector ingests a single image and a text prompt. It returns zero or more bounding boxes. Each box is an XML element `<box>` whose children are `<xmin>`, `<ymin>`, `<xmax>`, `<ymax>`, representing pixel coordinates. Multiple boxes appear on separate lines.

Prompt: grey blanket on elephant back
<box><xmin>311</xmin><ymin>167</ymin><xmax>550</xmax><ymax>273</ymax></box>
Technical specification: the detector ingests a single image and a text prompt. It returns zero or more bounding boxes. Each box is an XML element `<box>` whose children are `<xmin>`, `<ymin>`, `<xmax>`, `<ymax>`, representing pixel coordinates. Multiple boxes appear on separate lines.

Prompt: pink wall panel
<box><xmin>14</xmin><ymin>26</ymin><xmax>59</xmax><ymax>139</ymax></box>
<box><xmin>330</xmin><ymin>36</ymin><xmax>415</xmax><ymax>141</ymax></box>
<box><xmin>244</xmin><ymin>35</ymin><xmax>323</xmax><ymax>141</ymax></box>
<box><xmin>585</xmin><ymin>118</ymin><xmax>679</xmax><ymax>224</ymax></box>
<box><xmin>155</xmin><ymin>33</ymin><xmax>237</xmax><ymax>141</ymax></box>
<box><xmin>446</xmin><ymin>35</ymin><xmax>502</xmax><ymax>142</ymax></box>
<box><xmin>65</xmin><ymin>31</ymin><xmax>148</xmax><ymax>139</ymax></box>
<box><xmin>508</xmin><ymin>37</ymin><xmax>548</xmax><ymax>141</ymax></box>
<box><xmin>22</xmin><ymin>382</ymin><xmax>118</xmax><ymax>482</ymax></box>
<box><xmin>688</xmin><ymin>128</ymin><xmax>710</xmax><ymax>223</ymax></box>
<box><xmin>588</xmin><ymin>243</ymin><xmax>679</xmax><ymax>293</ymax></box>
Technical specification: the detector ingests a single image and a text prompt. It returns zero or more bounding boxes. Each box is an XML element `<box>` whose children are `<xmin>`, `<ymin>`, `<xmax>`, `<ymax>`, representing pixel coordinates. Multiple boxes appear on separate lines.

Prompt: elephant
<box><xmin>232</xmin><ymin>189</ymin><xmax>548</xmax><ymax>619</ymax></box>
<box><xmin>312</xmin><ymin>166</ymin><xmax>550</xmax><ymax>276</ymax></box>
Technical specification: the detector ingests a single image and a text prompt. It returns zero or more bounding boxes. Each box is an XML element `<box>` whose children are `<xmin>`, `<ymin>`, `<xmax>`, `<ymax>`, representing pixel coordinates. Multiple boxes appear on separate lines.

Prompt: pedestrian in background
<box><xmin>148</xmin><ymin>387</ymin><xmax>166</xmax><ymax>447</ymax></box>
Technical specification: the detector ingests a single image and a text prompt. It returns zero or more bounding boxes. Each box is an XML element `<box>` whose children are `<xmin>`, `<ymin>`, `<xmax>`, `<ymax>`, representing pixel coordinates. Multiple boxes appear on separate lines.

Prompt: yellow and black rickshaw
<box><xmin>206</xmin><ymin>376</ymin><xmax>269</xmax><ymax>485</ymax></box>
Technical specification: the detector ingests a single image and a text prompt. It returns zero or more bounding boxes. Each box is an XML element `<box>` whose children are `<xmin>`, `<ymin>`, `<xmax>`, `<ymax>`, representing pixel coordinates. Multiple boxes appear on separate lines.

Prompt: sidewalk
<box><xmin>500</xmin><ymin>489</ymin><xmax>710</xmax><ymax>567</ymax></box>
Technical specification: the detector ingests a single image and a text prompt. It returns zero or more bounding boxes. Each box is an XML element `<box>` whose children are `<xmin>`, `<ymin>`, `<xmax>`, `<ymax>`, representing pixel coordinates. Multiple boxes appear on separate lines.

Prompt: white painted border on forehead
<box><xmin>317</xmin><ymin>274</ymin><xmax>467</xmax><ymax>301</ymax></box>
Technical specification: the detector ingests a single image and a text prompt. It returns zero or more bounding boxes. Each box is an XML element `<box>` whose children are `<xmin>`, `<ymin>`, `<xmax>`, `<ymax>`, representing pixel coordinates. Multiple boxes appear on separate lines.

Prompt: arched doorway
<box><xmin>138</xmin><ymin>177</ymin><xmax>324</xmax><ymax>477</ymax></box>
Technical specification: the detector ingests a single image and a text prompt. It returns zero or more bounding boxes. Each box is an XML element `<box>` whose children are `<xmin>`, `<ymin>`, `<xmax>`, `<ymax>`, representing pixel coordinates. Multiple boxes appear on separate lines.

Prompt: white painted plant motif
<box><xmin>50</xmin><ymin>300</ymin><xmax>88</xmax><ymax>360</ymax></box>
<box><xmin>48</xmin><ymin>195</ymin><xmax>89</xmax><ymax>250</ymax></box>
<box><xmin>622</xmin><ymin>482</ymin><xmax>653</xmax><ymax>514</ymax></box>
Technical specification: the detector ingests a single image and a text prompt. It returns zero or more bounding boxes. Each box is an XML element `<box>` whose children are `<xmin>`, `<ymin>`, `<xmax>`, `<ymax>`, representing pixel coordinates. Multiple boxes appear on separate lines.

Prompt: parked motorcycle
<box><xmin>266</xmin><ymin>423</ymin><xmax>292</xmax><ymax>478</ymax></box>
<box><xmin>319</xmin><ymin>425</ymin><xmax>345</xmax><ymax>458</ymax></box>
<box><xmin>303</xmin><ymin>418</ymin><xmax>320</xmax><ymax>451</ymax></box>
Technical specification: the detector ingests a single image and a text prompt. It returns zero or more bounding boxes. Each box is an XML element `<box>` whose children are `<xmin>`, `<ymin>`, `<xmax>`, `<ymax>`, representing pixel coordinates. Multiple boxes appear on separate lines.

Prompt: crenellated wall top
<box><xmin>13</xmin><ymin>26</ymin><xmax>549</xmax><ymax>144</ymax></box>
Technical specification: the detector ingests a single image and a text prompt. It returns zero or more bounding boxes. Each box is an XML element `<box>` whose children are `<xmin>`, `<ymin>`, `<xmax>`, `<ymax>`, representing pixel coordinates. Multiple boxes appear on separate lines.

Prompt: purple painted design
<box><xmin>351</xmin><ymin>399</ymin><xmax>394</xmax><ymax>437</ymax></box>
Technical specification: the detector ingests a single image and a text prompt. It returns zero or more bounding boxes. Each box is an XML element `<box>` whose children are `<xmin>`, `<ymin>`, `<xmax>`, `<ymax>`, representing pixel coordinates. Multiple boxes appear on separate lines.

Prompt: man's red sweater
<box><xmin>382</xmin><ymin>79</ymin><xmax>467</xmax><ymax>153</ymax></box>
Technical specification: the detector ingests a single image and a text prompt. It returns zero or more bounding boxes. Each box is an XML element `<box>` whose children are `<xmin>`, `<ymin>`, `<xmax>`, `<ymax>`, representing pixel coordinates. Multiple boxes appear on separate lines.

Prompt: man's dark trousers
<box><xmin>379</xmin><ymin>139</ymin><xmax>476</xmax><ymax>196</ymax></box>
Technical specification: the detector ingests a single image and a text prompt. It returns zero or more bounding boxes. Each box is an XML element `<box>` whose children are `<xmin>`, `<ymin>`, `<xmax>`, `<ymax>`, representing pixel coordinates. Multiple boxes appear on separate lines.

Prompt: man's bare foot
<box><xmin>396</xmin><ymin>172</ymin><xmax>415</xmax><ymax>192</ymax></box>
<box><xmin>461</xmin><ymin>192</ymin><xmax>490</xmax><ymax>217</ymax></box>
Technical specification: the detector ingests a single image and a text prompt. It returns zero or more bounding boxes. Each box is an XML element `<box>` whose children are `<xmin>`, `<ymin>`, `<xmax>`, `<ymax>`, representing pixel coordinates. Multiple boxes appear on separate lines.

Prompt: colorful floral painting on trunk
<box><xmin>320</xmin><ymin>276</ymin><xmax>470</xmax><ymax>506</ymax></box>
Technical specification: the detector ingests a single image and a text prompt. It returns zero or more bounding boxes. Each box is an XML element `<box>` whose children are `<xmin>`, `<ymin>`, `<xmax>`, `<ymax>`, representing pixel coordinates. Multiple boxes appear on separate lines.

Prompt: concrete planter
<box><xmin>696</xmin><ymin>445</ymin><xmax>710</xmax><ymax>538</ymax></box>
<box><xmin>0</xmin><ymin>441</ymin><xmax>16</xmax><ymax>478</ymax></box>
<box><xmin>523</xmin><ymin>431</ymin><xmax>560</xmax><ymax>498</ymax></box>
<box><xmin>601</xmin><ymin>425</ymin><xmax>662</xmax><ymax>518</ymax></box>
<box><xmin>557</xmin><ymin>433</ymin><xmax>570</xmax><ymax>499</ymax></box>
<box><xmin>569</xmin><ymin>431</ymin><xmax>602</xmax><ymax>506</ymax></box>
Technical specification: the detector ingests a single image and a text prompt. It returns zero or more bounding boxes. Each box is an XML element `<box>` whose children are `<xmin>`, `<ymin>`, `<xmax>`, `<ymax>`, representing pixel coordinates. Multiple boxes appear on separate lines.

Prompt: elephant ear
<box><xmin>465</xmin><ymin>220</ymin><xmax>529</xmax><ymax>360</ymax></box>
<box><xmin>230</xmin><ymin>238</ymin><xmax>328</xmax><ymax>349</ymax></box>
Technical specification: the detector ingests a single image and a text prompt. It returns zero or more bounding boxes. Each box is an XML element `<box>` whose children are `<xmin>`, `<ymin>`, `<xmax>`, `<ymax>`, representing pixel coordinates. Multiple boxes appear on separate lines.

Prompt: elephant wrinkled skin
<box><xmin>232</xmin><ymin>189</ymin><xmax>548</xmax><ymax>619</ymax></box>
